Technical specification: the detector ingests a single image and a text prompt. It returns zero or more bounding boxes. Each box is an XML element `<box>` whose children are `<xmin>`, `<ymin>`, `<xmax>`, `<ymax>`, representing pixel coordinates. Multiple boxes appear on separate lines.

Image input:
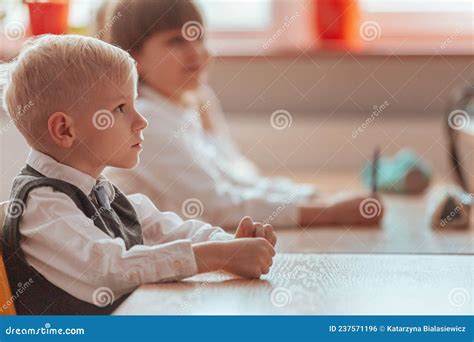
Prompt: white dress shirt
<box><xmin>18</xmin><ymin>149</ymin><xmax>233</xmax><ymax>305</ymax></box>
<box><xmin>105</xmin><ymin>85</ymin><xmax>316</xmax><ymax>227</ymax></box>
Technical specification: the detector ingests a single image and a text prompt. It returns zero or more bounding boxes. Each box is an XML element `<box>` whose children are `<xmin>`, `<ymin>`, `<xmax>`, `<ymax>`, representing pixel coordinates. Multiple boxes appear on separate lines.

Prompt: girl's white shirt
<box><xmin>105</xmin><ymin>85</ymin><xmax>316</xmax><ymax>227</ymax></box>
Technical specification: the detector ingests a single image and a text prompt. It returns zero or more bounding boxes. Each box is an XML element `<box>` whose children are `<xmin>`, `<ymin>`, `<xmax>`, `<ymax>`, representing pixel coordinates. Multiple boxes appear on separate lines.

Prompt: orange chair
<box><xmin>0</xmin><ymin>201</ymin><xmax>16</xmax><ymax>315</ymax></box>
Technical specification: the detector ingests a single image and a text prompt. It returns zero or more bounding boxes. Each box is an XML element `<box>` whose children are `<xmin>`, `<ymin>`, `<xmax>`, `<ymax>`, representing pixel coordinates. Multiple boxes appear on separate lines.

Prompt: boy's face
<box><xmin>135</xmin><ymin>28</ymin><xmax>209</xmax><ymax>97</ymax></box>
<box><xmin>73</xmin><ymin>76</ymin><xmax>148</xmax><ymax>170</ymax></box>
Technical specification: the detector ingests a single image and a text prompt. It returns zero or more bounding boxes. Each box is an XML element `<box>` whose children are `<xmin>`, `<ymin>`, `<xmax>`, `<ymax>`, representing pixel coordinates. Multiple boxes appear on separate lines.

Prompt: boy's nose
<box><xmin>133</xmin><ymin>111</ymin><xmax>148</xmax><ymax>131</ymax></box>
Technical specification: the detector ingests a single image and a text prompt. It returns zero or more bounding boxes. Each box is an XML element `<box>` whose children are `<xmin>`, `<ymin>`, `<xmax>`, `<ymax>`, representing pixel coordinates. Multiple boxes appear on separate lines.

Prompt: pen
<box><xmin>372</xmin><ymin>146</ymin><xmax>380</xmax><ymax>196</ymax></box>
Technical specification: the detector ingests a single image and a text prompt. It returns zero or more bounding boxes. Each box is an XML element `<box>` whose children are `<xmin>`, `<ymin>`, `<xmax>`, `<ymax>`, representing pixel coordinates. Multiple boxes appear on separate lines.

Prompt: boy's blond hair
<box><xmin>2</xmin><ymin>34</ymin><xmax>137</xmax><ymax>147</ymax></box>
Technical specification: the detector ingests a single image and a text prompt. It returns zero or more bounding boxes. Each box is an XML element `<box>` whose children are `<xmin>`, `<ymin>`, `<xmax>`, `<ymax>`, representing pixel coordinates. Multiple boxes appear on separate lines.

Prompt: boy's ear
<box><xmin>47</xmin><ymin>112</ymin><xmax>75</xmax><ymax>148</ymax></box>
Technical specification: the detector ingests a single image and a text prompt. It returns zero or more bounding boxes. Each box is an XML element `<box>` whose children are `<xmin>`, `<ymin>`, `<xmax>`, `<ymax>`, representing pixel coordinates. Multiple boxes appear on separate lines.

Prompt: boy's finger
<box><xmin>265</xmin><ymin>241</ymin><xmax>276</xmax><ymax>257</ymax></box>
<box><xmin>237</xmin><ymin>216</ymin><xmax>254</xmax><ymax>236</ymax></box>
<box><xmin>263</xmin><ymin>224</ymin><xmax>277</xmax><ymax>246</ymax></box>
<box><xmin>254</xmin><ymin>223</ymin><xmax>265</xmax><ymax>238</ymax></box>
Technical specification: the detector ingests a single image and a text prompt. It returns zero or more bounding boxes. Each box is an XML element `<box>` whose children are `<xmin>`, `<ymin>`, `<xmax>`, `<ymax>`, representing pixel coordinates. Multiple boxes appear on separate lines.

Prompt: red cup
<box><xmin>26</xmin><ymin>0</ymin><xmax>69</xmax><ymax>36</ymax></box>
<box><xmin>314</xmin><ymin>0</ymin><xmax>361</xmax><ymax>50</ymax></box>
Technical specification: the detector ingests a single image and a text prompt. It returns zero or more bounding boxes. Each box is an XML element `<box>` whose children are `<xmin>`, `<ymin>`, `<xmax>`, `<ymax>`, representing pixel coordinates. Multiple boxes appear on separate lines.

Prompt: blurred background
<box><xmin>0</xmin><ymin>0</ymin><xmax>473</xmax><ymax>200</ymax></box>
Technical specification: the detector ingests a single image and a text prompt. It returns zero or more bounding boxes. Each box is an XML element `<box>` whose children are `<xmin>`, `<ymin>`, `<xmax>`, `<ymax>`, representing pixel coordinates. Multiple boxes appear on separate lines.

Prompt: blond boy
<box><xmin>1</xmin><ymin>35</ymin><xmax>276</xmax><ymax>315</ymax></box>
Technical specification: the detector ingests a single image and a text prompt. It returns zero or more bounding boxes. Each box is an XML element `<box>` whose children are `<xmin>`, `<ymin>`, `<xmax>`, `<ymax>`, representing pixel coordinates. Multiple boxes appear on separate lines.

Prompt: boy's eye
<box><xmin>115</xmin><ymin>104</ymin><xmax>126</xmax><ymax>113</ymax></box>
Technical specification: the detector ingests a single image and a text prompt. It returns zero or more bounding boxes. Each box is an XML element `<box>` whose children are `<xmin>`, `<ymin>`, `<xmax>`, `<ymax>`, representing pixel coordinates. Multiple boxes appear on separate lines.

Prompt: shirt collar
<box><xmin>26</xmin><ymin>148</ymin><xmax>115</xmax><ymax>200</ymax></box>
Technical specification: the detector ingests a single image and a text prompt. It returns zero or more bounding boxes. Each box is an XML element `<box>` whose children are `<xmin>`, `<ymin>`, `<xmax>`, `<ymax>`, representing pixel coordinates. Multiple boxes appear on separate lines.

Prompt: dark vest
<box><xmin>1</xmin><ymin>164</ymin><xmax>143</xmax><ymax>315</ymax></box>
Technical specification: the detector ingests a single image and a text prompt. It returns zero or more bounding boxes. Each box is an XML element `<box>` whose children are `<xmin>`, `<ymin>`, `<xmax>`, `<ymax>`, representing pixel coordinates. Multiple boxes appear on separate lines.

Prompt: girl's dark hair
<box><xmin>103</xmin><ymin>0</ymin><xmax>203</xmax><ymax>54</ymax></box>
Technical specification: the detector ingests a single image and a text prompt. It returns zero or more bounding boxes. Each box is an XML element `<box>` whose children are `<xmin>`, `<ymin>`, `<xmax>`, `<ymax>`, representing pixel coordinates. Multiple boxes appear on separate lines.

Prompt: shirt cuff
<box><xmin>150</xmin><ymin>240</ymin><xmax>198</xmax><ymax>282</ymax></box>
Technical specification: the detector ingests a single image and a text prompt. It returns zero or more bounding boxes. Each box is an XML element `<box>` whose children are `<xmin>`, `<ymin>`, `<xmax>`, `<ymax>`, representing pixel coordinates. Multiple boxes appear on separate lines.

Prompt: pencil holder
<box><xmin>362</xmin><ymin>149</ymin><xmax>432</xmax><ymax>194</ymax></box>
